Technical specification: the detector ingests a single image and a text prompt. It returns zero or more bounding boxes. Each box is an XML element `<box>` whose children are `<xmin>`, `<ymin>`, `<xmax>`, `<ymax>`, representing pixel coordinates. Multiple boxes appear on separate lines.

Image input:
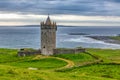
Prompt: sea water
<box><xmin>0</xmin><ymin>26</ymin><xmax>120</xmax><ymax>49</ymax></box>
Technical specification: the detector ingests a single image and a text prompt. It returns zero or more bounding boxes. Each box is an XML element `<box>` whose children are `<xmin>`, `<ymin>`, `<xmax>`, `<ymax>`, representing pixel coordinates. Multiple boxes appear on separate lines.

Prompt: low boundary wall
<box><xmin>53</xmin><ymin>48</ymin><xmax>86</xmax><ymax>55</ymax></box>
<box><xmin>18</xmin><ymin>48</ymin><xmax>86</xmax><ymax>56</ymax></box>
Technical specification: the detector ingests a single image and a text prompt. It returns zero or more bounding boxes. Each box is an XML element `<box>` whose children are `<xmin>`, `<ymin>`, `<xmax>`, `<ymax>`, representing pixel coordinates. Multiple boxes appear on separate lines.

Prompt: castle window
<box><xmin>43</xmin><ymin>46</ymin><xmax>45</xmax><ymax>48</ymax></box>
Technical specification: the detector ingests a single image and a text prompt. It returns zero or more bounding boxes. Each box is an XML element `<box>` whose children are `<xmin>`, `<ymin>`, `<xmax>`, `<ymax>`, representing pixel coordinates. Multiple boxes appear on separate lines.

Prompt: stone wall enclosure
<box><xmin>53</xmin><ymin>48</ymin><xmax>86</xmax><ymax>55</ymax></box>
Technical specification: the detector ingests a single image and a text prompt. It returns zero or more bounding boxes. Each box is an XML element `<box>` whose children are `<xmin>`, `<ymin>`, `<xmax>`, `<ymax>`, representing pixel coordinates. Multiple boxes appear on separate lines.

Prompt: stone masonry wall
<box><xmin>18</xmin><ymin>49</ymin><xmax>41</xmax><ymax>57</ymax></box>
<box><xmin>18</xmin><ymin>48</ymin><xmax>86</xmax><ymax>57</ymax></box>
<box><xmin>53</xmin><ymin>48</ymin><xmax>85</xmax><ymax>55</ymax></box>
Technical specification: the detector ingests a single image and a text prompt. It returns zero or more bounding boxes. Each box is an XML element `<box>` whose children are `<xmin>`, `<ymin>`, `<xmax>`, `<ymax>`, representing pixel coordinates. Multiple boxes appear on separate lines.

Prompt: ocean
<box><xmin>0</xmin><ymin>26</ymin><xmax>120</xmax><ymax>49</ymax></box>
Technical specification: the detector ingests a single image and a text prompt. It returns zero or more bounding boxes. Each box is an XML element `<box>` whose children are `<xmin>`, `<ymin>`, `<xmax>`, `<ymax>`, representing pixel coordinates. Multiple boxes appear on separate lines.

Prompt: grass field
<box><xmin>109</xmin><ymin>36</ymin><xmax>120</xmax><ymax>41</ymax></box>
<box><xmin>54</xmin><ymin>53</ymin><xmax>96</xmax><ymax>65</ymax></box>
<box><xmin>87</xmin><ymin>48</ymin><xmax>120</xmax><ymax>63</ymax></box>
<box><xmin>0</xmin><ymin>48</ymin><xmax>120</xmax><ymax>80</ymax></box>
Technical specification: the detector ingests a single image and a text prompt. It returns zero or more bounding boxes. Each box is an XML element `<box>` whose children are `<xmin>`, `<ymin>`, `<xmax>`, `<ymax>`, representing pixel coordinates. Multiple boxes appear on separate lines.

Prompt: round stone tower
<box><xmin>40</xmin><ymin>15</ymin><xmax>57</xmax><ymax>55</ymax></box>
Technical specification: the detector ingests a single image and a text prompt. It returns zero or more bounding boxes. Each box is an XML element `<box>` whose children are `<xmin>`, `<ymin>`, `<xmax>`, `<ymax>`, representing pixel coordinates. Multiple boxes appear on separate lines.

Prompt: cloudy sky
<box><xmin>0</xmin><ymin>0</ymin><xmax>120</xmax><ymax>26</ymax></box>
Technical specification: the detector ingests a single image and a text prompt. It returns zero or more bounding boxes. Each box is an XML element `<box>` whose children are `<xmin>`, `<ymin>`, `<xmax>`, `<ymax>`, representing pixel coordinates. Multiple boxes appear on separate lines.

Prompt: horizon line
<box><xmin>0</xmin><ymin>25</ymin><xmax>120</xmax><ymax>27</ymax></box>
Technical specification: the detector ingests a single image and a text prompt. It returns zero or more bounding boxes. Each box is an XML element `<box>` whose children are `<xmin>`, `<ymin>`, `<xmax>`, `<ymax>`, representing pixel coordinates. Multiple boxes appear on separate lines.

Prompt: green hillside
<box><xmin>0</xmin><ymin>48</ymin><xmax>120</xmax><ymax>80</ymax></box>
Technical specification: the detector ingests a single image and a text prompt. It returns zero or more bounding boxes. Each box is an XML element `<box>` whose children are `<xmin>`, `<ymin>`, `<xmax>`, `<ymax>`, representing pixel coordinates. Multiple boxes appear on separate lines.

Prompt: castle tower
<box><xmin>41</xmin><ymin>15</ymin><xmax>57</xmax><ymax>55</ymax></box>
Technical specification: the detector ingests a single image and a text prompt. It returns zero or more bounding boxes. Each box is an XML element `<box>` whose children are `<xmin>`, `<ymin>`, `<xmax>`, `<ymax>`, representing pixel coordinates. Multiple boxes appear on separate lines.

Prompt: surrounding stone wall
<box><xmin>53</xmin><ymin>48</ymin><xmax>86</xmax><ymax>55</ymax></box>
<box><xmin>75</xmin><ymin>48</ymin><xmax>86</xmax><ymax>53</ymax></box>
<box><xmin>18</xmin><ymin>49</ymin><xmax>41</xmax><ymax>57</ymax></box>
<box><xmin>17</xmin><ymin>48</ymin><xmax>86</xmax><ymax>57</ymax></box>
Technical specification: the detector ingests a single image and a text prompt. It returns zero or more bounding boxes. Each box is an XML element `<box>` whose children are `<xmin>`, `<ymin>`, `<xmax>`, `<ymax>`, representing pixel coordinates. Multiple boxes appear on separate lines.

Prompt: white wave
<box><xmin>60</xmin><ymin>36</ymin><xmax>120</xmax><ymax>49</ymax></box>
<box><xmin>62</xmin><ymin>36</ymin><xmax>104</xmax><ymax>43</ymax></box>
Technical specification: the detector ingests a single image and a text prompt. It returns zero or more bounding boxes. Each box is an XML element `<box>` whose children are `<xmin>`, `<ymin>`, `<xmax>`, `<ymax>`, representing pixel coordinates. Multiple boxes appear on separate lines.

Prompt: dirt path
<box><xmin>54</xmin><ymin>57</ymin><xmax>75</xmax><ymax>69</ymax></box>
<box><xmin>34</xmin><ymin>55</ymin><xmax>75</xmax><ymax>69</ymax></box>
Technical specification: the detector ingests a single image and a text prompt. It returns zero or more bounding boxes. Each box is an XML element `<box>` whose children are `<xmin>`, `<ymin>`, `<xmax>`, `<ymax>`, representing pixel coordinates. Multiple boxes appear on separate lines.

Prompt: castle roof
<box><xmin>45</xmin><ymin>15</ymin><xmax>51</xmax><ymax>25</ymax></box>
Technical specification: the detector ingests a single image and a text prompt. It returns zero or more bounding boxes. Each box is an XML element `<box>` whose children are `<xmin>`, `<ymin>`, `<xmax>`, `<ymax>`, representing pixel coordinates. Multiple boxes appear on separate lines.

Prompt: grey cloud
<box><xmin>0</xmin><ymin>0</ymin><xmax>120</xmax><ymax>16</ymax></box>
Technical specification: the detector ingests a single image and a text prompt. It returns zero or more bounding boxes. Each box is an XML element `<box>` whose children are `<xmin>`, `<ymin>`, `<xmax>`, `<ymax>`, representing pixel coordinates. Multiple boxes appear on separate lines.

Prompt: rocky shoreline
<box><xmin>87</xmin><ymin>36</ymin><xmax>120</xmax><ymax>44</ymax></box>
<box><xmin>68</xmin><ymin>33</ymin><xmax>88</xmax><ymax>35</ymax></box>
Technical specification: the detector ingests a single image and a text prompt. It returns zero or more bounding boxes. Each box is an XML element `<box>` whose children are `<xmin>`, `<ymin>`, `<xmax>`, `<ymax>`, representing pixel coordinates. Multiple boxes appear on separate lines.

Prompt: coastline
<box><xmin>87</xmin><ymin>36</ymin><xmax>120</xmax><ymax>44</ymax></box>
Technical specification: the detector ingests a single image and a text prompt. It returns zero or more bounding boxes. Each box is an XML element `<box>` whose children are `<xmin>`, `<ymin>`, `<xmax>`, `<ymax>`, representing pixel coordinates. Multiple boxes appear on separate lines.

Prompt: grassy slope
<box><xmin>0</xmin><ymin>48</ymin><xmax>120</xmax><ymax>80</ymax></box>
<box><xmin>109</xmin><ymin>36</ymin><xmax>120</xmax><ymax>41</ymax></box>
<box><xmin>62</xmin><ymin>48</ymin><xmax>120</xmax><ymax>80</ymax></box>
<box><xmin>54</xmin><ymin>53</ymin><xmax>96</xmax><ymax>65</ymax></box>
<box><xmin>0</xmin><ymin>49</ymin><xmax>33</xmax><ymax>63</ymax></box>
<box><xmin>4</xmin><ymin>58</ymin><xmax>67</xmax><ymax>69</ymax></box>
<box><xmin>87</xmin><ymin>48</ymin><xmax>120</xmax><ymax>63</ymax></box>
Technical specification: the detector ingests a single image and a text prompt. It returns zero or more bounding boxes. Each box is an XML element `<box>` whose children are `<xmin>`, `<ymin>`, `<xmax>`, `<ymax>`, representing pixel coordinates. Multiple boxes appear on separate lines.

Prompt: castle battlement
<box><xmin>41</xmin><ymin>15</ymin><xmax>57</xmax><ymax>30</ymax></box>
<box><xmin>41</xmin><ymin>22</ymin><xmax>57</xmax><ymax>30</ymax></box>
